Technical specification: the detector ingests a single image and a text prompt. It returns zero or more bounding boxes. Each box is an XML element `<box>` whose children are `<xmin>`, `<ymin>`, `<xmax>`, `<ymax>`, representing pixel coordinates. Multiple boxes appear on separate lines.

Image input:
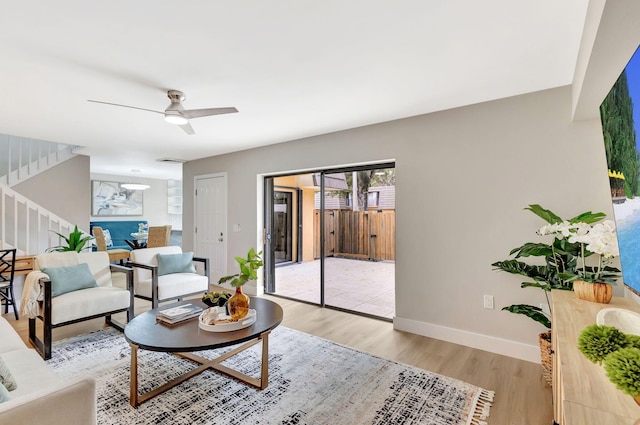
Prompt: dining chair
<box><xmin>93</xmin><ymin>226</ymin><xmax>131</xmax><ymax>264</ymax></box>
<box><xmin>0</xmin><ymin>248</ymin><xmax>18</xmax><ymax>319</ymax></box>
<box><xmin>146</xmin><ymin>225</ymin><xmax>172</xmax><ymax>248</ymax></box>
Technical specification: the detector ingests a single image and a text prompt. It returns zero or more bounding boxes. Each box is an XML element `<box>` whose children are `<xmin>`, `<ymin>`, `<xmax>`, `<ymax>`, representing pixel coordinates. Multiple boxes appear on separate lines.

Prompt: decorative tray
<box><xmin>198</xmin><ymin>308</ymin><xmax>256</xmax><ymax>332</ymax></box>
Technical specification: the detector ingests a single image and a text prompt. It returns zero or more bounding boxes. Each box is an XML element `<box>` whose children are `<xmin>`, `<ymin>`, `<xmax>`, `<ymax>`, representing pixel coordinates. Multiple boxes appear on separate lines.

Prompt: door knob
<box><xmin>219</xmin><ymin>232</ymin><xmax>224</xmax><ymax>242</ymax></box>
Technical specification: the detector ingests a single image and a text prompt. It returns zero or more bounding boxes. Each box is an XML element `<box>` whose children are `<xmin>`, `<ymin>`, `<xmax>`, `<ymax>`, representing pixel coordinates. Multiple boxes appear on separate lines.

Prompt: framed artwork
<box><xmin>92</xmin><ymin>180</ymin><xmax>143</xmax><ymax>216</ymax></box>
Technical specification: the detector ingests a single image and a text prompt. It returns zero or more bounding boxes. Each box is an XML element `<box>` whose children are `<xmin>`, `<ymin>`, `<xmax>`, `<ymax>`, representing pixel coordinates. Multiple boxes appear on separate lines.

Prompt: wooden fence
<box><xmin>313</xmin><ymin>210</ymin><xmax>395</xmax><ymax>261</ymax></box>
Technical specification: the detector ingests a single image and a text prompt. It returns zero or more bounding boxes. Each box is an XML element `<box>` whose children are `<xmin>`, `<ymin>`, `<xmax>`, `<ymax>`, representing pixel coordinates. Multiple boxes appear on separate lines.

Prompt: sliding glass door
<box><xmin>264</xmin><ymin>164</ymin><xmax>395</xmax><ymax>320</ymax></box>
<box><xmin>322</xmin><ymin>166</ymin><xmax>396</xmax><ymax>318</ymax></box>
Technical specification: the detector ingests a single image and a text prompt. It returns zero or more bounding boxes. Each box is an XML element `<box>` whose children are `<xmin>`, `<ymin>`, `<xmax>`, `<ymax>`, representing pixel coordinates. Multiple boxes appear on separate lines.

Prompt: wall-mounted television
<box><xmin>602</xmin><ymin>47</ymin><xmax>640</xmax><ymax>295</ymax></box>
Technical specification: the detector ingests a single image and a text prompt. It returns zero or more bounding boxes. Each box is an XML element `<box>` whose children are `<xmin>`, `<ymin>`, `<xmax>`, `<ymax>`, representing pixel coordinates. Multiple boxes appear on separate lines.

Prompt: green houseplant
<box><xmin>218</xmin><ymin>248</ymin><xmax>263</xmax><ymax>288</ymax></box>
<box><xmin>48</xmin><ymin>225</ymin><xmax>93</xmax><ymax>252</ymax></box>
<box><xmin>218</xmin><ymin>248</ymin><xmax>263</xmax><ymax>320</ymax></box>
<box><xmin>493</xmin><ymin>204</ymin><xmax>616</xmax><ymax>386</ymax></box>
<box><xmin>492</xmin><ymin>204</ymin><xmax>615</xmax><ymax>328</ymax></box>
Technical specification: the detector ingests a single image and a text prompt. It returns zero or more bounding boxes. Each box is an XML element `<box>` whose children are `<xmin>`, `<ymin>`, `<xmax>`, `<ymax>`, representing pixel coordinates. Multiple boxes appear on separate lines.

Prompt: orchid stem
<box><xmin>581</xmin><ymin>243</ymin><xmax>586</xmax><ymax>279</ymax></box>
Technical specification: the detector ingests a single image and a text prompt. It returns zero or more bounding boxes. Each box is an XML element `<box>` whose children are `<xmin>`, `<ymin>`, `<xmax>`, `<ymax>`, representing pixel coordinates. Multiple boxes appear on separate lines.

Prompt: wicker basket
<box><xmin>539</xmin><ymin>330</ymin><xmax>553</xmax><ymax>387</ymax></box>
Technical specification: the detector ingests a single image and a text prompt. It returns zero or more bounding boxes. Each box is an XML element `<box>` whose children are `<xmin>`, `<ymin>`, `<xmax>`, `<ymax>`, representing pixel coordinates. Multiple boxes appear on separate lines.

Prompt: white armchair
<box><xmin>23</xmin><ymin>251</ymin><xmax>134</xmax><ymax>360</ymax></box>
<box><xmin>128</xmin><ymin>246</ymin><xmax>209</xmax><ymax>309</ymax></box>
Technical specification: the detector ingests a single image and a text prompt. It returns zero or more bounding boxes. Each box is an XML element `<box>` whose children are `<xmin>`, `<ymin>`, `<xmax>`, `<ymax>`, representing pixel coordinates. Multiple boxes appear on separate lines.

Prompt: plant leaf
<box><xmin>525</xmin><ymin>204</ymin><xmax>563</xmax><ymax>224</ymax></box>
<box><xmin>521</xmin><ymin>282</ymin><xmax>550</xmax><ymax>290</ymax></box>
<box><xmin>502</xmin><ymin>304</ymin><xmax>551</xmax><ymax>328</ymax></box>
<box><xmin>492</xmin><ymin>260</ymin><xmax>547</xmax><ymax>280</ymax></box>
<box><xmin>510</xmin><ymin>242</ymin><xmax>554</xmax><ymax>258</ymax></box>
<box><xmin>568</xmin><ymin>211</ymin><xmax>606</xmax><ymax>224</ymax></box>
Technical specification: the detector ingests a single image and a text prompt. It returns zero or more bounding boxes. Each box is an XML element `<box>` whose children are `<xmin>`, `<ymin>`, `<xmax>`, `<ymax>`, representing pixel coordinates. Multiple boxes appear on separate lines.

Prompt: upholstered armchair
<box><xmin>128</xmin><ymin>246</ymin><xmax>209</xmax><ymax>309</ymax></box>
<box><xmin>22</xmin><ymin>251</ymin><xmax>134</xmax><ymax>360</ymax></box>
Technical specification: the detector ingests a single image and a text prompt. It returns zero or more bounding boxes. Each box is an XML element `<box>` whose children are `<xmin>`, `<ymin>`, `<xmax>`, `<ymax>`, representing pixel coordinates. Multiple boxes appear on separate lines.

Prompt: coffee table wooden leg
<box><xmin>130</xmin><ymin>343</ymin><xmax>139</xmax><ymax>407</ymax></box>
<box><xmin>260</xmin><ymin>331</ymin><xmax>269</xmax><ymax>389</ymax></box>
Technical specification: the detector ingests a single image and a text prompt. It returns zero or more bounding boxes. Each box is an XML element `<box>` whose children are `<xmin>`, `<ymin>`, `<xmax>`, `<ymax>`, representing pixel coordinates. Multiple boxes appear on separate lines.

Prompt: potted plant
<box><xmin>47</xmin><ymin>225</ymin><xmax>93</xmax><ymax>252</ymax></box>
<box><xmin>546</xmin><ymin>219</ymin><xmax>621</xmax><ymax>303</ymax></box>
<box><xmin>218</xmin><ymin>248</ymin><xmax>263</xmax><ymax>320</ymax></box>
<box><xmin>492</xmin><ymin>205</ymin><xmax>609</xmax><ymax>327</ymax></box>
<box><xmin>492</xmin><ymin>204</ymin><xmax>612</xmax><ymax>385</ymax></box>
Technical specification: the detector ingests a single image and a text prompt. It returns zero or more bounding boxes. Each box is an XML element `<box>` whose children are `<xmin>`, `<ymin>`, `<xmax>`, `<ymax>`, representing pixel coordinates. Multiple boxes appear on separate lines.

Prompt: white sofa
<box><xmin>0</xmin><ymin>315</ymin><xmax>96</xmax><ymax>425</ymax></box>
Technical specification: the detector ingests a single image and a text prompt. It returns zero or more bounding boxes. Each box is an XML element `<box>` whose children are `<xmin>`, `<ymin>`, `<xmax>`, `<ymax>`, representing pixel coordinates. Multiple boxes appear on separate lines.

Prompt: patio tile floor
<box><xmin>273</xmin><ymin>257</ymin><xmax>395</xmax><ymax>319</ymax></box>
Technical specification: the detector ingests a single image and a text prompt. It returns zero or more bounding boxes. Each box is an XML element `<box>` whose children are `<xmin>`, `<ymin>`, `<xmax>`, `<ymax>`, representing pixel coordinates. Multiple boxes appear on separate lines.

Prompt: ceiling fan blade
<box><xmin>87</xmin><ymin>100</ymin><xmax>164</xmax><ymax>115</ymax></box>
<box><xmin>181</xmin><ymin>107</ymin><xmax>238</xmax><ymax>119</ymax></box>
<box><xmin>179</xmin><ymin>122</ymin><xmax>195</xmax><ymax>135</ymax></box>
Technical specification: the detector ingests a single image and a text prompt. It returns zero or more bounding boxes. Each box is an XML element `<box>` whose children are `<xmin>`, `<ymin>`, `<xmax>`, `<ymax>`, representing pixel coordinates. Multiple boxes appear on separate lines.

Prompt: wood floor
<box><xmin>3</xmin><ymin>294</ymin><xmax>552</xmax><ymax>424</ymax></box>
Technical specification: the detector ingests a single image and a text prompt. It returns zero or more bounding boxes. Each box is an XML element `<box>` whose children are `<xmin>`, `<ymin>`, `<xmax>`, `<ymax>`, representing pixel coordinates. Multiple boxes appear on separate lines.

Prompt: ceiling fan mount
<box><xmin>88</xmin><ymin>90</ymin><xmax>238</xmax><ymax>135</ymax></box>
<box><xmin>167</xmin><ymin>89</ymin><xmax>186</xmax><ymax>104</ymax></box>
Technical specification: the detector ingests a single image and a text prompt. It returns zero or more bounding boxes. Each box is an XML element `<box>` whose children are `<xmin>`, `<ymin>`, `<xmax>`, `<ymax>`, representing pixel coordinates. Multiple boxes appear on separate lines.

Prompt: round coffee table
<box><xmin>124</xmin><ymin>297</ymin><xmax>283</xmax><ymax>406</ymax></box>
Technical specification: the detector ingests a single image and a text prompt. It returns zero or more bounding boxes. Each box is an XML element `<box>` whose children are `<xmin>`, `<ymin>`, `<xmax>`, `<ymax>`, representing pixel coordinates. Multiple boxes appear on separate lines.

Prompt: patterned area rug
<box><xmin>46</xmin><ymin>327</ymin><xmax>494</xmax><ymax>425</ymax></box>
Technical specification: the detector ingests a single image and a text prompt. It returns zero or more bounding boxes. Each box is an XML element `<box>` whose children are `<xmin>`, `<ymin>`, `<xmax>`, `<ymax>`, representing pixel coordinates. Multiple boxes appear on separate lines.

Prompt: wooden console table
<box><xmin>1</xmin><ymin>255</ymin><xmax>35</xmax><ymax>276</ymax></box>
<box><xmin>551</xmin><ymin>290</ymin><xmax>640</xmax><ymax>424</ymax></box>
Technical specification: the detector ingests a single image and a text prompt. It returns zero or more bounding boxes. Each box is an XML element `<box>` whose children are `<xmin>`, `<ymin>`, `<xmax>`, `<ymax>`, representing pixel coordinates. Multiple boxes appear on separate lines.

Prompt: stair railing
<box><xmin>0</xmin><ymin>134</ymin><xmax>80</xmax><ymax>187</ymax></box>
<box><xmin>0</xmin><ymin>182</ymin><xmax>83</xmax><ymax>255</ymax></box>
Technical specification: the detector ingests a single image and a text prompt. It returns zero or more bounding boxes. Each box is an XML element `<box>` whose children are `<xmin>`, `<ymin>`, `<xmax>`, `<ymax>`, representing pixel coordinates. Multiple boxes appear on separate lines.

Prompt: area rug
<box><xmin>46</xmin><ymin>327</ymin><xmax>494</xmax><ymax>425</ymax></box>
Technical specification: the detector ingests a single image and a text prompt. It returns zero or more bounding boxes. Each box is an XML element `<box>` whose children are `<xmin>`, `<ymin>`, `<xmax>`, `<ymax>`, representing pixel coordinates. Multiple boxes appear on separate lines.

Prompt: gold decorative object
<box><xmin>227</xmin><ymin>286</ymin><xmax>250</xmax><ymax>320</ymax></box>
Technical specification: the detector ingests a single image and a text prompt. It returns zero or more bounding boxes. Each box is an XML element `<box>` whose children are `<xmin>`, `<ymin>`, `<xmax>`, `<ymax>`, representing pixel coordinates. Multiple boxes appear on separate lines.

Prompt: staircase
<box><xmin>0</xmin><ymin>134</ymin><xmax>79</xmax><ymax>187</ymax></box>
<box><xmin>0</xmin><ymin>134</ymin><xmax>82</xmax><ymax>255</ymax></box>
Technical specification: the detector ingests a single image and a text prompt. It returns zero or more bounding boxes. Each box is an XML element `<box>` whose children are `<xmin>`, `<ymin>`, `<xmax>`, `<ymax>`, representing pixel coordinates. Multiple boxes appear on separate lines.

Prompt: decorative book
<box><xmin>156</xmin><ymin>304</ymin><xmax>203</xmax><ymax>325</ymax></box>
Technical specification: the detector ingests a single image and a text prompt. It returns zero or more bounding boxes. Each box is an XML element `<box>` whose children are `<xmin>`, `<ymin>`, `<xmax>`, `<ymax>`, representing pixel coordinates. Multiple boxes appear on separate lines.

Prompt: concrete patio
<box><xmin>273</xmin><ymin>257</ymin><xmax>395</xmax><ymax>319</ymax></box>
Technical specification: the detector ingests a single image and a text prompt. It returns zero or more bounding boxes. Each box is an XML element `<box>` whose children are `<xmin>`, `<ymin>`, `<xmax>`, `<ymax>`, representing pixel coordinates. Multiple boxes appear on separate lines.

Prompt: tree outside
<box><xmin>343</xmin><ymin>168</ymin><xmax>395</xmax><ymax>210</ymax></box>
<box><xmin>600</xmin><ymin>70</ymin><xmax>640</xmax><ymax>197</ymax></box>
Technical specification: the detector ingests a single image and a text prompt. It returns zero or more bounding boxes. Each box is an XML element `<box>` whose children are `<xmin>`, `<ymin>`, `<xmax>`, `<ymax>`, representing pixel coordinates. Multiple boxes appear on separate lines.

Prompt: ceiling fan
<box><xmin>88</xmin><ymin>90</ymin><xmax>238</xmax><ymax>135</ymax></box>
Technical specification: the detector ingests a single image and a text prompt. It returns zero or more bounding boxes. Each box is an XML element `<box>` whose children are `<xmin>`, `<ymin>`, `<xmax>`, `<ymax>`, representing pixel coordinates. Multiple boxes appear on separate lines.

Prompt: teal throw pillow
<box><xmin>156</xmin><ymin>252</ymin><xmax>196</xmax><ymax>276</ymax></box>
<box><xmin>41</xmin><ymin>263</ymin><xmax>98</xmax><ymax>297</ymax></box>
<box><xmin>0</xmin><ymin>358</ymin><xmax>17</xmax><ymax>391</ymax></box>
<box><xmin>0</xmin><ymin>383</ymin><xmax>10</xmax><ymax>403</ymax></box>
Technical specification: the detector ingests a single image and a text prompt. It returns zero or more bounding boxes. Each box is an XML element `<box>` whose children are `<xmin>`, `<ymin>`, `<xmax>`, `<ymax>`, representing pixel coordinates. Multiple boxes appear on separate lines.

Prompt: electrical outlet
<box><xmin>484</xmin><ymin>295</ymin><xmax>494</xmax><ymax>310</ymax></box>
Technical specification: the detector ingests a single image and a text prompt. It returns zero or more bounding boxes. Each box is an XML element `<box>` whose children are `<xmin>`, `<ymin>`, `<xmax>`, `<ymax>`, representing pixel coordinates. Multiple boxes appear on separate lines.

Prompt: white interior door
<box><xmin>195</xmin><ymin>174</ymin><xmax>227</xmax><ymax>285</ymax></box>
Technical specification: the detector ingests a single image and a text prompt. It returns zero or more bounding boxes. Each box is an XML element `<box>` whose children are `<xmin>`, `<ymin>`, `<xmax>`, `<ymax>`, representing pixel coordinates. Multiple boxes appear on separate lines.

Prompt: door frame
<box><xmin>193</xmin><ymin>172</ymin><xmax>228</xmax><ymax>283</ymax></box>
<box><xmin>262</xmin><ymin>162</ymin><xmax>395</xmax><ymax>306</ymax></box>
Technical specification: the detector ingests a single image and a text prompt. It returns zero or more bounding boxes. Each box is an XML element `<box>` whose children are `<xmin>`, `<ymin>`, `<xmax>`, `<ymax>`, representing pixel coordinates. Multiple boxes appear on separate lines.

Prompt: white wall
<box><xmin>183</xmin><ymin>85</ymin><xmax>613</xmax><ymax>363</ymax></box>
<box><xmin>89</xmin><ymin>173</ymin><xmax>175</xmax><ymax>227</ymax></box>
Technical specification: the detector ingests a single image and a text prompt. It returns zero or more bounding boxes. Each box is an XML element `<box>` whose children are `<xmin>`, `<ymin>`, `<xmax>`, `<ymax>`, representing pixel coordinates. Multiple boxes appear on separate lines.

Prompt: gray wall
<box><xmin>183</xmin><ymin>86</ymin><xmax>613</xmax><ymax>361</ymax></box>
<box><xmin>13</xmin><ymin>154</ymin><xmax>91</xmax><ymax>230</ymax></box>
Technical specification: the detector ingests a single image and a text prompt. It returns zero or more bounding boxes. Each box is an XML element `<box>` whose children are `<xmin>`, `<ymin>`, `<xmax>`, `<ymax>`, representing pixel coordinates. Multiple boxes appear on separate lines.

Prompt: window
<box><xmin>367</xmin><ymin>191</ymin><xmax>379</xmax><ymax>208</ymax></box>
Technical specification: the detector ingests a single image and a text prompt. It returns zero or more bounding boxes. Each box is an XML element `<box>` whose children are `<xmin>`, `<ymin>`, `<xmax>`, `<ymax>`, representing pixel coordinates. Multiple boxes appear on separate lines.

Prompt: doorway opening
<box><xmin>264</xmin><ymin>163</ymin><xmax>395</xmax><ymax>320</ymax></box>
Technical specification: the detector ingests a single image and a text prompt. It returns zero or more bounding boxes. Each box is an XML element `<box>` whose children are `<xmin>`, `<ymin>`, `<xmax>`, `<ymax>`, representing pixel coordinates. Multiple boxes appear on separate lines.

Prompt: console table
<box><xmin>551</xmin><ymin>289</ymin><xmax>640</xmax><ymax>424</ymax></box>
<box><xmin>4</xmin><ymin>255</ymin><xmax>35</xmax><ymax>276</ymax></box>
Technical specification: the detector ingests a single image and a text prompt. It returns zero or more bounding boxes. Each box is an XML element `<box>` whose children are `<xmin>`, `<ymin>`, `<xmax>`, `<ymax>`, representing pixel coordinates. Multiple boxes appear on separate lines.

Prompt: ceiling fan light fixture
<box><xmin>121</xmin><ymin>183</ymin><xmax>150</xmax><ymax>190</ymax></box>
<box><xmin>164</xmin><ymin>112</ymin><xmax>188</xmax><ymax>125</ymax></box>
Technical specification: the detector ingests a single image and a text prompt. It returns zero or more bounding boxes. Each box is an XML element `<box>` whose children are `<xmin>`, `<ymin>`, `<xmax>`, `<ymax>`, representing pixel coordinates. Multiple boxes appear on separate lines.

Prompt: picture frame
<box><xmin>92</xmin><ymin>180</ymin><xmax>144</xmax><ymax>216</ymax></box>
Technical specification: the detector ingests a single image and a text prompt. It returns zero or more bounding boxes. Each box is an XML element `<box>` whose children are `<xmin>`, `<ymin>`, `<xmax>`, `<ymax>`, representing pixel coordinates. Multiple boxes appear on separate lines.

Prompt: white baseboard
<box><xmin>393</xmin><ymin>316</ymin><xmax>541</xmax><ymax>364</ymax></box>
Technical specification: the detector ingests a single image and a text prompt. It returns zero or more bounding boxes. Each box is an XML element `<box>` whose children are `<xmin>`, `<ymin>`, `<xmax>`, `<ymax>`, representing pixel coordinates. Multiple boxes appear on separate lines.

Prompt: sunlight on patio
<box><xmin>273</xmin><ymin>257</ymin><xmax>395</xmax><ymax>319</ymax></box>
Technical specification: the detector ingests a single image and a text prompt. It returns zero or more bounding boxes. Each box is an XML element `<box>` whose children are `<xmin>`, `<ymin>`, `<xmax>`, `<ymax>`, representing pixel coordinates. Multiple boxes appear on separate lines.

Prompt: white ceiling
<box><xmin>0</xmin><ymin>1</ymin><xmax>589</xmax><ymax>180</ymax></box>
